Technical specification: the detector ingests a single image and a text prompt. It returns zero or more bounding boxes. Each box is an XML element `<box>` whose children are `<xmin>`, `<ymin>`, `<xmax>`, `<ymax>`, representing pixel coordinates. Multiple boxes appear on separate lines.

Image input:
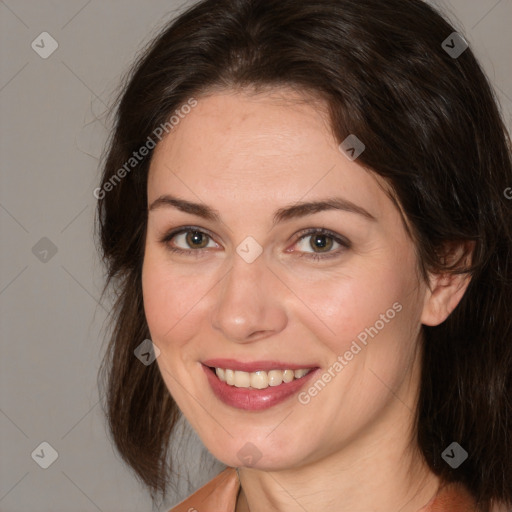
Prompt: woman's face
<box><xmin>142</xmin><ymin>88</ymin><xmax>431</xmax><ymax>470</ymax></box>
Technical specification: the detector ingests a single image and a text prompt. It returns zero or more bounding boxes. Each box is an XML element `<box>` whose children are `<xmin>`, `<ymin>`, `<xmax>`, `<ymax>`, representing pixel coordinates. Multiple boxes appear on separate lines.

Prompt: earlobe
<box><xmin>420</xmin><ymin>241</ymin><xmax>475</xmax><ymax>327</ymax></box>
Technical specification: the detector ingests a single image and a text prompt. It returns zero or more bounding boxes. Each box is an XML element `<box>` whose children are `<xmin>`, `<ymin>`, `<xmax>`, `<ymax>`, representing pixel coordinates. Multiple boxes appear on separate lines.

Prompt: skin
<box><xmin>142</xmin><ymin>88</ymin><xmax>472</xmax><ymax>512</ymax></box>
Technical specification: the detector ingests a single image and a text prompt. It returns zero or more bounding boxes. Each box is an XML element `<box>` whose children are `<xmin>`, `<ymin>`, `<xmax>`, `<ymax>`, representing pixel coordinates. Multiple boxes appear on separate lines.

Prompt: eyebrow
<box><xmin>148</xmin><ymin>194</ymin><xmax>377</xmax><ymax>226</ymax></box>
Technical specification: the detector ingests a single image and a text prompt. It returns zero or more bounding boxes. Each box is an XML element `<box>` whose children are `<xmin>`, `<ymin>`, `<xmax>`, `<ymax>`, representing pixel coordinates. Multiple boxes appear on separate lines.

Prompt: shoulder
<box><xmin>420</xmin><ymin>481</ymin><xmax>478</xmax><ymax>512</ymax></box>
<box><xmin>167</xmin><ymin>467</ymin><xmax>240</xmax><ymax>512</ymax></box>
<box><xmin>430</xmin><ymin>482</ymin><xmax>511</xmax><ymax>512</ymax></box>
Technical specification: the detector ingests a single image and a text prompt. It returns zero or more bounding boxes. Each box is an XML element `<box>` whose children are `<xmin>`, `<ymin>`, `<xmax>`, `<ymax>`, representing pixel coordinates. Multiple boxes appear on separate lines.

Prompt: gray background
<box><xmin>0</xmin><ymin>0</ymin><xmax>510</xmax><ymax>511</ymax></box>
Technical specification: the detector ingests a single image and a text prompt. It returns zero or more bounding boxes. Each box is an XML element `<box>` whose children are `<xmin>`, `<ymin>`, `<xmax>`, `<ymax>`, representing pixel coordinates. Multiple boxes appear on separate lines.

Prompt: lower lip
<box><xmin>202</xmin><ymin>364</ymin><xmax>319</xmax><ymax>411</ymax></box>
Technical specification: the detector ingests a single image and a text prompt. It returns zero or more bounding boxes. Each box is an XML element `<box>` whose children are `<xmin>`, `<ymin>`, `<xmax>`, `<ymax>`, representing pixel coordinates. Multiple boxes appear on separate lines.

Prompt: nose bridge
<box><xmin>211</xmin><ymin>247</ymin><xmax>286</xmax><ymax>342</ymax></box>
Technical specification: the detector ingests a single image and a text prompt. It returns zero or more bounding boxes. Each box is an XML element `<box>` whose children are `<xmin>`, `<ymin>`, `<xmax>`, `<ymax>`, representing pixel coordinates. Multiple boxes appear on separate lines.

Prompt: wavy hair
<box><xmin>95</xmin><ymin>1</ymin><xmax>512</xmax><ymax>510</ymax></box>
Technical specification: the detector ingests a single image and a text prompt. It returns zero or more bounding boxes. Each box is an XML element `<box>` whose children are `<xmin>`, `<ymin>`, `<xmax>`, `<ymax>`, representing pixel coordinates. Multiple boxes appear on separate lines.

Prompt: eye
<box><xmin>292</xmin><ymin>228</ymin><xmax>350</xmax><ymax>261</ymax></box>
<box><xmin>159</xmin><ymin>226</ymin><xmax>218</xmax><ymax>257</ymax></box>
<box><xmin>159</xmin><ymin>226</ymin><xmax>350</xmax><ymax>261</ymax></box>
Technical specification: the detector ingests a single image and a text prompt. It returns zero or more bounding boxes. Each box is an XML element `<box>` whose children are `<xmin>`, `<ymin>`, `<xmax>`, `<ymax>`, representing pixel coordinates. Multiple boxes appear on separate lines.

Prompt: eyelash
<box><xmin>159</xmin><ymin>226</ymin><xmax>350</xmax><ymax>261</ymax></box>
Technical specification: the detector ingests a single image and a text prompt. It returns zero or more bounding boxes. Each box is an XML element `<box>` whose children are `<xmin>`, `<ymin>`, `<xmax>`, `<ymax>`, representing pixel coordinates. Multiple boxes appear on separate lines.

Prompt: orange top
<box><xmin>167</xmin><ymin>467</ymin><xmax>478</xmax><ymax>512</ymax></box>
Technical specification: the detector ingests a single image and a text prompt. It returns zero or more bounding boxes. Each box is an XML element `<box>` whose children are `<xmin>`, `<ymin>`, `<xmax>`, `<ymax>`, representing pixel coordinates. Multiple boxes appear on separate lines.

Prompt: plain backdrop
<box><xmin>1</xmin><ymin>0</ymin><xmax>511</xmax><ymax>511</ymax></box>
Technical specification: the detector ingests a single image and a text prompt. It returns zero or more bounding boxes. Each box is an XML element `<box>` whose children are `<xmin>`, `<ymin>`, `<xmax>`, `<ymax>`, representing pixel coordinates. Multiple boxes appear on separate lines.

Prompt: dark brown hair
<box><xmin>95</xmin><ymin>0</ymin><xmax>512</xmax><ymax>510</ymax></box>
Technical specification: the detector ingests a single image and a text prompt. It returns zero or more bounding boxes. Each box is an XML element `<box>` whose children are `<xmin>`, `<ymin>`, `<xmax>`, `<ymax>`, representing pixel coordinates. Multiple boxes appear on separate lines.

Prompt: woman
<box><xmin>95</xmin><ymin>0</ymin><xmax>512</xmax><ymax>511</ymax></box>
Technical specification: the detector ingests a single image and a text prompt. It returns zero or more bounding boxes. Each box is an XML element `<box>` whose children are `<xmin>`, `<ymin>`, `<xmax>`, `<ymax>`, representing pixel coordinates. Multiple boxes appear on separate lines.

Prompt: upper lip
<box><xmin>202</xmin><ymin>358</ymin><xmax>318</xmax><ymax>372</ymax></box>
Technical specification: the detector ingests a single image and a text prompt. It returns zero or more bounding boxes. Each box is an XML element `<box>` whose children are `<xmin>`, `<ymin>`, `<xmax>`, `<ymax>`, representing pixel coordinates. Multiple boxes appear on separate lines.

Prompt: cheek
<box><xmin>304</xmin><ymin>257</ymin><xmax>416</xmax><ymax>356</ymax></box>
<box><xmin>142</xmin><ymin>253</ymin><xmax>192</xmax><ymax>347</ymax></box>
<box><xmin>141</xmin><ymin>254</ymin><xmax>202</xmax><ymax>401</ymax></box>
<box><xmin>141</xmin><ymin>249</ymin><xmax>221</xmax><ymax>357</ymax></box>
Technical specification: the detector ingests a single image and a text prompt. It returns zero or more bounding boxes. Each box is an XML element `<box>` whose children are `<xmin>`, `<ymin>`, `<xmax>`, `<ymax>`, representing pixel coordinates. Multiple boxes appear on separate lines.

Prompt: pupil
<box><xmin>313</xmin><ymin>235</ymin><xmax>331</xmax><ymax>252</ymax></box>
<box><xmin>188</xmin><ymin>231</ymin><xmax>207</xmax><ymax>248</ymax></box>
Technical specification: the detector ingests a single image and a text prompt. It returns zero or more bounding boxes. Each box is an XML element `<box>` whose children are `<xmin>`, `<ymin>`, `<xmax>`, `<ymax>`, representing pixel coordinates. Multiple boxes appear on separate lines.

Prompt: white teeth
<box><xmin>250</xmin><ymin>371</ymin><xmax>268</xmax><ymax>389</ymax></box>
<box><xmin>234</xmin><ymin>370</ymin><xmax>251</xmax><ymax>388</ymax></box>
<box><xmin>282</xmin><ymin>369</ymin><xmax>294</xmax><ymax>383</ymax></box>
<box><xmin>225</xmin><ymin>369</ymin><xmax>235</xmax><ymax>385</ymax></box>
<box><xmin>214</xmin><ymin>367</ymin><xmax>312</xmax><ymax>389</ymax></box>
<box><xmin>268</xmin><ymin>370</ymin><xmax>283</xmax><ymax>387</ymax></box>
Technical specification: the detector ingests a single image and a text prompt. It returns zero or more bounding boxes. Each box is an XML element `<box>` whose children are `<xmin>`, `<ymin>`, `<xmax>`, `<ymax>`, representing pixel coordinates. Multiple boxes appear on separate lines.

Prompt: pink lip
<box><xmin>201</xmin><ymin>363</ymin><xmax>320</xmax><ymax>411</ymax></box>
<box><xmin>202</xmin><ymin>358</ymin><xmax>317</xmax><ymax>373</ymax></box>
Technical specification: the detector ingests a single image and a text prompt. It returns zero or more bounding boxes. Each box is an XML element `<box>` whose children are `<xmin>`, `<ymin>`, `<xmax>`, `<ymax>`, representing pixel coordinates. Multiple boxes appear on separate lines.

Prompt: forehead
<box><xmin>147</xmin><ymin>89</ymin><xmax>393</xmax><ymax>221</ymax></box>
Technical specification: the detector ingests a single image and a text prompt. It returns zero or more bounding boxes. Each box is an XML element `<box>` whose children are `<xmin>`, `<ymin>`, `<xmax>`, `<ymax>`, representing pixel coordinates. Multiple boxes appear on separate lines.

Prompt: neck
<box><xmin>236</xmin><ymin>441</ymin><xmax>439</xmax><ymax>512</ymax></box>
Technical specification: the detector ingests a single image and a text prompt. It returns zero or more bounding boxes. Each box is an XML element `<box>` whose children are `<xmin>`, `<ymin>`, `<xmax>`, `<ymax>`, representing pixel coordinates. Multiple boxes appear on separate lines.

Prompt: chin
<box><xmin>204</xmin><ymin>435</ymin><xmax>312</xmax><ymax>471</ymax></box>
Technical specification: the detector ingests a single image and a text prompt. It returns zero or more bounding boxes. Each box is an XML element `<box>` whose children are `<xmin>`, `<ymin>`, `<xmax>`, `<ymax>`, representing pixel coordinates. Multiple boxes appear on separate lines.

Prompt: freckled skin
<box><xmin>142</xmin><ymin>88</ymin><xmax>470</xmax><ymax>512</ymax></box>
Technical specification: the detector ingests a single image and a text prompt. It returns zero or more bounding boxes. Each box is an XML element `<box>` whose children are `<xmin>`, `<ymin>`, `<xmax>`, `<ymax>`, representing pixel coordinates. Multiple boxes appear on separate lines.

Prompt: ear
<box><xmin>421</xmin><ymin>241</ymin><xmax>475</xmax><ymax>327</ymax></box>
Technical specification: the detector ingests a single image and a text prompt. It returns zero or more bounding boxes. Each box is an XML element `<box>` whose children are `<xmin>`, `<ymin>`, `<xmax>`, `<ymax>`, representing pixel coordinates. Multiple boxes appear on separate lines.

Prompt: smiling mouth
<box><xmin>206</xmin><ymin>366</ymin><xmax>314</xmax><ymax>389</ymax></box>
<box><xmin>202</xmin><ymin>362</ymin><xmax>320</xmax><ymax>410</ymax></box>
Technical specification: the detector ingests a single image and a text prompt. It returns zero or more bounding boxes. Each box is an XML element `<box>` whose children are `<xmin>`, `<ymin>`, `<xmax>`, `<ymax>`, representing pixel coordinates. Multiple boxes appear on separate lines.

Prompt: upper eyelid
<box><xmin>163</xmin><ymin>227</ymin><xmax>219</xmax><ymax>245</ymax></box>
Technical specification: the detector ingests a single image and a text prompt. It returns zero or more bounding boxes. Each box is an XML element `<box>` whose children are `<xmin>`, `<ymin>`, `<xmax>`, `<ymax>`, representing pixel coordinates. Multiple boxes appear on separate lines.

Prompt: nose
<box><xmin>211</xmin><ymin>252</ymin><xmax>288</xmax><ymax>344</ymax></box>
